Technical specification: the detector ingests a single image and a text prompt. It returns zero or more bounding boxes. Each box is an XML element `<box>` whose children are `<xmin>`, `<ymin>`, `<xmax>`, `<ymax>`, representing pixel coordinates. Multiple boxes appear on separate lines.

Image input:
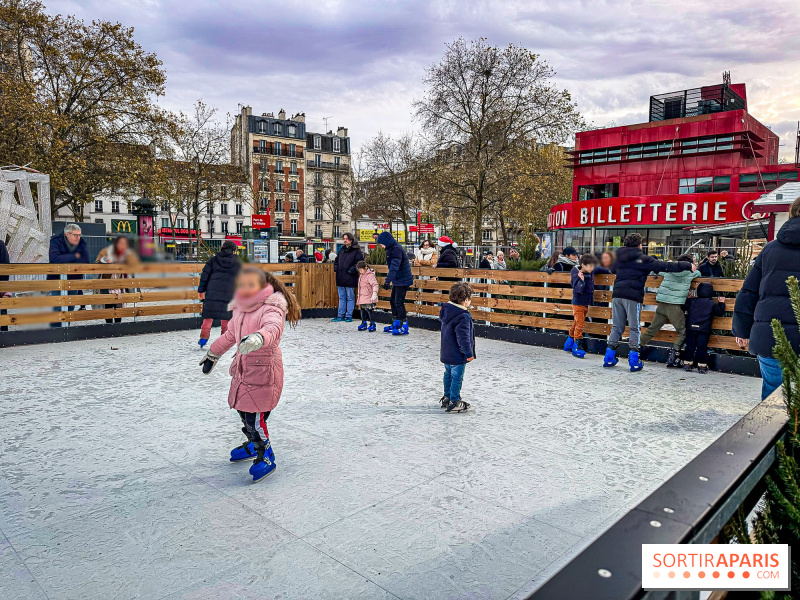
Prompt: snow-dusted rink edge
<box><xmin>0</xmin><ymin>320</ymin><xmax>762</xmax><ymax>600</ymax></box>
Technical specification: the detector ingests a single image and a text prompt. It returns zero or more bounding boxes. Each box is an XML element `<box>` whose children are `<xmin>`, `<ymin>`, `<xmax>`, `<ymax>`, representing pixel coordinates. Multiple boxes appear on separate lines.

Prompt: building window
<box><xmin>678</xmin><ymin>176</ymin><xmax>730</xmax><ymax>194</ymax></box>
<box><xmin>276</xmin><ymin>180</ymin><xmax>283</xmax><ymax>192</ymax></box>
<box><xmin>258</xmin><ymin>121</ymin><xmax>267</xmax><ymax>133</ymax></box>
<box><xmin>111</xmin><ymin>200</ymin><xmax>120</xmax><ymax>213</ymax></box>
<box><xmin>315</xmin><ymin>154</ymin><xmax>321</xmax><ymax>167</ymax></box>
<box><xmin>207</xmin><ymin>204</ymin><xmax>214</xmax><ymax>215</ymax></box>
<box><xmin>291</xmin><ymin>200</ymin><xmax>298</xmax><ymax>212</ymax></box>
<box><xmin>334</xmin><ymin>174</ymin><xmax>341</xmax><ymax>187</ymax></box>
<box><xmin>221</xmin><ymin>203</ymin><xmax>228</xmax><ymax>215</ymax></box>
<box><xmin>289</xmin><ymin>143</ymin><xmax>296</xmax><ymax>157</ymax></box>
<box><xmin>259</xmin><ymin>139</ymin><xmax>266</xmax><ymax>148</ymax></box>
<box><xmin>94</xmin><ymin>199</ymin><xmax>103</xmax><ymax>212</ymax></box>
<box><xmin>290</xmin><ymin>219</ymin><xmax>298</xmax><ymax>235</ymax></box>
<box><xmin>314</xmin><ymin>172</ymin><xmax>322</xmax><ymax>185</ymax></box>
<box><xmin>275</xmin><ymin>160</ymin><xmax>283</xmax><ymax>173</ymax></box>
<box><xmin>290</xmin><ymin>180</ymin><xmax>298</xmax><ymax>191</ymax></box>
<box><xmin>177</xmin><ymin>218</ymin><xmax>185</xmax><ymax>228</ymax></box>
<box><xmin>334</xmin><ymin>156</ymin><xmax>341</xmax><ymax>168</ymax></box>
<box><xmin>221</xmin><ymin>221</ymin><xmax>228</xmax><ymax>234</ymax></box>
<box><xmin>221</xmin><ymin>186</ymin><xmax>228</xmax><ymax>199</ymax></box>
<box><xmin>288</xmin><ymin>124</ymin><xmax>296</xmax><ymax>136</ymax></box>
<box><xmin>577</xmin><ymin>147</ymin><xmax>623</xmax><ymax>164</ymax></box>
<box><xmin>276</xmin><ymin>219</ymin><xmax>283</xmax><ymax>233</ymax></box>
<box><xmin>739</xmin><ymin>171</ymin><xmax>798</xmax><ymax>192</ymax></box>
<box><xmin>161</xmin><ymin>202</ymin><xmax>169</xmax><ymax>211</ymax></box>
<box><xmin>315</xmin><ymin>189</ymin><xmax>322</xmax><ymax>203</ymax></box>
<box><xmin>290</xmin><ymin>162</ymin><xmax>297</xmax><ymax>175</ymax></box>
<box><xmin>260</xmin><ymin>158</ymin><xmax>267</xmax><ymax>171</ymax></box>
<box><xmin>315</xmin><ymin>225</ymin><xmax>323</xmax><ymax>238</ymax></box>
<box><xmin>333</xmin><ymin>137</ymin><xmax>341</xmax><ymax>153</ymax></box>
<box><xmin>314</xmin><ymin>135</ymin><xmax>321</xmax><ymax>150</ymax></box>
<box><xmin>161</xmin><ymin>218</ymin><xmax>169</xmax><ymax>228</ymax></box>
<box><xmin>235</xmin><ymin>204</ymin><xmax>243</xmax><ymax>216</ymax></box>
<box><xmin>578</xmin><ymin>183</ymin><xmax>619</xmax><ymax>201</ymax></box>
<box><xmin>259</xmin><ymin>198</ymin><xmax>268</xmax><ymax>211</ymax></box>
<box><xmin>274</xmin><ymin>122</ymin><xmax>282</xmax><ymax>135</ymax></box>
<box><xmin>333</xmin><ymin>225</ymin><xmax>340</xmax><ymax>237</ymax></box>
<box><xmin>274</xmin><ymin>142</ymin><xmax>281</xmax><ymax>156</ymax></box>
<box><xmin>314</xmin><ymin>206</ymin><xmax>322</xmax><ymax>220</ymax></box>
<box><xmin>275</xmin><ymin>197</ymin><xmax>283</xmax><ymax>212</ymax></box>
<box><xmin>482</xmin><ymin>229</ymin><xmax>493</xmax><ymax>241</ymax></box>
<box><xmin>236</xmin><ymin>222</ymin><xmax>243</xmax><ymax>234</ymax></box>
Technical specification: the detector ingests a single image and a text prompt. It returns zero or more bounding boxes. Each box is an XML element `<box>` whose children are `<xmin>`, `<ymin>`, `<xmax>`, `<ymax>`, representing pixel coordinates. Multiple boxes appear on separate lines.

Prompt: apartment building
<box><xmin>305</xmin><ymin>127</ymin><xmax>353</xmax><ymax>243</ymax></box>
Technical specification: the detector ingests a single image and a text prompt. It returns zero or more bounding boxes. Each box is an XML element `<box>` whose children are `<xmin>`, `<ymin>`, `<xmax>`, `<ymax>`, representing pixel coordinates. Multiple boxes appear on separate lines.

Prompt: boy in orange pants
<box><xmin>564</xmin><ymin>254</ymin><xmax>597</xmax><ymax>358</ymax></box>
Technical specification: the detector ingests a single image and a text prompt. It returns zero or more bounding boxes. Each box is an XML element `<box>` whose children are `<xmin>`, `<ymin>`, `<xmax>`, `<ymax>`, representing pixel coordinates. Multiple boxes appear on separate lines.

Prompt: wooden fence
<box><xmin>371</xmin><ymin>266</ymin><xmax>744</xmax><ymax>351</ymax></box>
<box><xmin>0</xmin><ymin>263</ymin><xmax>338</xmax><ymax>328</ymax></box>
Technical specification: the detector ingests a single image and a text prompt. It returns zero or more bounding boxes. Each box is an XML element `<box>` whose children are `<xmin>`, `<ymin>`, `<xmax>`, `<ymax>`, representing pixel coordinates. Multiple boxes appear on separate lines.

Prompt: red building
<box><xmin>548</xmin><ymin>82</ymin><xmax>799</xmax><ymax>255</ymax></box>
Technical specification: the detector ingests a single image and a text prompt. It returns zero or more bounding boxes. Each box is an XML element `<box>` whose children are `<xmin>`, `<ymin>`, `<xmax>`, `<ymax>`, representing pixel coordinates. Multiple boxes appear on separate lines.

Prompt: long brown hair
<box><xmin>239</xmin><ymin>266</ymin><xmax>302</xmax><ymax>326</ymax></box>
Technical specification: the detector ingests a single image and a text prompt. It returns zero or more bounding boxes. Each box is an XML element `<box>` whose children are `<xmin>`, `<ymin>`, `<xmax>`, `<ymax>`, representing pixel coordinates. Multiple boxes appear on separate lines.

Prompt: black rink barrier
<box><xmin>368</xmin><ymin>311</ymin><xmax>761</xmax><ymax>377</ymax></box>
<box><xmin>526</xmin><ymin>390</ymin><xmax>788</xmax><ymax>600</ymax></box>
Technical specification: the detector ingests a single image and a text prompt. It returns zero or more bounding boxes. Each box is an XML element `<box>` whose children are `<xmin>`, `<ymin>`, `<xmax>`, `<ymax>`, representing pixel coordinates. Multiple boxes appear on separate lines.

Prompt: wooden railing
<box><xmin>371</xmin><ymin>266</ymin><xmax>745</xmax><ymax>351</ymax></box>
<box><xmin>0</xmin><ymin>263</ymin><xmax>338</xmax><ymax>328</ymax></box>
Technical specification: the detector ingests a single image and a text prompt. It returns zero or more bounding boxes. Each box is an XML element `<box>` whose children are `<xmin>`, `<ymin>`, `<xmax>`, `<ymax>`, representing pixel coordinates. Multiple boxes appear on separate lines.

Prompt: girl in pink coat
<box><xmin>356</xmin><ymin>261</ymin><xmax>379</xmax><ymax>332</ymax></box>
<box><xmin>200</xmin><ymin>266</ymin><xmax>301</xmax><ymax>482</ymax></box>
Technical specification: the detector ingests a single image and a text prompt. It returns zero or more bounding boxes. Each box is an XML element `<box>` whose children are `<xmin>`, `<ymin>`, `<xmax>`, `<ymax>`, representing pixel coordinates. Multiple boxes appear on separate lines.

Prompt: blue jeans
<box><xmin>758</xmin><ymin>355</ymin><xmax>782</xmax><ymax>400</ymax></box>
<box><xmin>337</xmin><ymin>286</ymin><xmax>355</xmax><ymax>319</ymax></box>
<box><xmin>443</xmin><ymin>363</ymin><xmax>466</xmax><ymax>401</ymax></box>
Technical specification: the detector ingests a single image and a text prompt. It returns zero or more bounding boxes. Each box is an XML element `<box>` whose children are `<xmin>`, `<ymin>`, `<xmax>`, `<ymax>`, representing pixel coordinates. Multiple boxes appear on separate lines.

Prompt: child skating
<box><xmin>604</xmin><ymin>233</ymin><xmax>694</xmax><ymax>371</ymax></box>
<box><xmin>356</xmin><ymin>261</ymin><xmax>379</xmax><ymax>332</ymax></box>
<box><xmin>200</xmin><ymin>266</ymin><xmax>301</xmax><ymax>482</ymax></box>
<box><xmin>439</xmin><ymin>282</ymin><xmax>475</xmax><ymax>412</ymax></box>
<box><xmin>683</xmin><ymin>282</ymin><xmax>726</xmax><ymax>373</ymax></box>
<box><xmin>565</xmin><ymin>254</ymin><xmax>597</xmax><ymax>358</ymax></box>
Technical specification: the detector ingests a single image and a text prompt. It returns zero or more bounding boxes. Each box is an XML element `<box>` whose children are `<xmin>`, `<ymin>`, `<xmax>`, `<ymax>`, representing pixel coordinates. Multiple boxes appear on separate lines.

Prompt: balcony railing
<box><xmin>306</xmin><ymin>160</ymin><xmax>346</xmax><ymax>170</ymax></box>
<box><xmin>253</xmin><ymin>146</ymin><xmax>304</xmax><ymax>159</ymax></box>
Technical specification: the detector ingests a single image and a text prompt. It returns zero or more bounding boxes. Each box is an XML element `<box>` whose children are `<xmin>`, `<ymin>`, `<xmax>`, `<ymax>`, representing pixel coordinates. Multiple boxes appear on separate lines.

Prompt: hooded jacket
<box><xmin>377</xmin><ymin>232</ymin><xmax>413</xmax><ymax>287</ymax></box>
<box><xmin>333</xmin><ymin>242</ymin><xmax>364</xmax><ymax>287</ymax></box>
<box><xmin>571</xmin><ymin>266</ymin><xmax>595</xmax><ymax>306</ymax></box>
<box><xmin>686</xmin><ymin>282</ymin><xmax>725</xmax><ymax>333</ymax></box>
<box><xmin>611</xmin><ymin>247</ymin><xmax>693</xmax><ymax>303</ymax></box>
<box><xmin>655</xmin><ymin>269</ymin><xmax>702</xmax><ymax>305</ymax></box>
<box><xmin>198</xmin><ymin>247</ymin><xmax>241</xmax><ymax>320</ymax></box>
<box><xmin>209</xmin><ymin>284</ymin><xmax>287</xmax><ymax>413</ymax></box>
<box><xmin>440</xmin><ymin>302</ymin><xmax>475</xmax><ymax>365</ymax></box>
<box><xmin>436</xmin><ymin>244</ymin><xmax>460</xmax><ymax>269</ymax></box>
<box><xmin>357</xmin><ymin>268</ymin><xmax>379</xmax><ymax>305</ymax></box>
<box><xmin>733</xmin><ymin>217</ymin><xmax>800</xmax><ymax>357</ymax></box>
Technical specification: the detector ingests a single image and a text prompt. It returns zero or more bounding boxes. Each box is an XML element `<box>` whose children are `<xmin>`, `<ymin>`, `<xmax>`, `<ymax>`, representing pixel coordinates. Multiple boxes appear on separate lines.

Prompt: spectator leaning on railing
<box><xmin>733</xmin><ymin>196</ymin><xmax>800</xmax><ymax>399</ymax></box>
<box><xmin>48</xmin><ymin>223</ymin><xmax>90</xmax><ymax>327</ymax></box>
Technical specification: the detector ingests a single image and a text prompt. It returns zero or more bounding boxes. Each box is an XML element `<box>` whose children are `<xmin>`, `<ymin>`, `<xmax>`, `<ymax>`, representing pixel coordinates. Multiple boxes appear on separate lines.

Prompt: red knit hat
<box><xmin>437</xmin><ymin>236</ymin><xmax>456</xmax><ymax>248</ymax></box>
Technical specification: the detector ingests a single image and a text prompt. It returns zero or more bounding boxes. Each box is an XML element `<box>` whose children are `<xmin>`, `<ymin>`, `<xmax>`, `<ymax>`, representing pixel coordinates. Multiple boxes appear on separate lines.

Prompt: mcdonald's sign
<box><xmin>111</xmin><ymin>219</ymin><xmax>138</xmax><ymax>234</ymax></box>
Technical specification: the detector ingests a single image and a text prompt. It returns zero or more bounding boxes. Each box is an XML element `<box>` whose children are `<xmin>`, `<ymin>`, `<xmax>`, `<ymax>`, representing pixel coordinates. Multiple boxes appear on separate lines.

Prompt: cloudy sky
<box><xmin>48</xmin><ymin>0</ymin><xmax>800</xmax><ymax>157</ymax></box>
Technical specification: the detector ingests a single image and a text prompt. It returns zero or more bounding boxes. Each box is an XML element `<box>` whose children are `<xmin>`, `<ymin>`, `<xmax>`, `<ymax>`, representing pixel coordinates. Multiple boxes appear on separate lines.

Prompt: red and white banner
<box><xmin>251</xmin><ymin>212</ymin><xmax>271</xmax><ymax>229</ymax></box>
<box><xmin>547</xmin><ymin>193</ymin><xmax>764</xmax><ymax>230</ymax></box>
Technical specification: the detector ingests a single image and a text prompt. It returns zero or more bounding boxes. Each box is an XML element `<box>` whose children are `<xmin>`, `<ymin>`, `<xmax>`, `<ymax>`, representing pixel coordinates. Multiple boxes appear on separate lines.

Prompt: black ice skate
<box><xmin>439</xmin><ymin>395</ymin><xmax>450</xmax><ymax>408</ymax></box>
<box><xmin>445</xmin><ymin>399</ymin><xmax>470</xmax><ymax>413</ymax></box>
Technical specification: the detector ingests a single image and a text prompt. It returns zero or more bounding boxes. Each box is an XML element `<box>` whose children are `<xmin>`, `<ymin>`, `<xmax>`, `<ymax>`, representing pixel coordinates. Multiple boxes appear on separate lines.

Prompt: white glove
<box><xmin>238</xmin><ymin>333</ymin><xmax>264</xmax><ymax>355</ymax></box>
<box><xmin>200</xmin><ymin>350</ymin><xmax>220</xmax><ymax>375</ymax></box>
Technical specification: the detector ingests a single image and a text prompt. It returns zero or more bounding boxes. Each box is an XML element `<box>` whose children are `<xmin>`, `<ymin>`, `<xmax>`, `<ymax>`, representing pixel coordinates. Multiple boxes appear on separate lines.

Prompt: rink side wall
<box><xmin>0</xmin><ymin>263</ymin><xmax>758</xmax><ymax>376</ymax></box>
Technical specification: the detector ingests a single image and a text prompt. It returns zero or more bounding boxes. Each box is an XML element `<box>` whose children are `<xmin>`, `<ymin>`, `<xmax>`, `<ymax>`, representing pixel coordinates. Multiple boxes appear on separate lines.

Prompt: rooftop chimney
<box><xmin>337</xmin><ymin>126</ymin><xmax>348</xmax><ymax>137</ymax></box>
<box><xmin>278</xmin><ymin>109</ymin><xmax>286</xmax><ymax>120</ymax></box>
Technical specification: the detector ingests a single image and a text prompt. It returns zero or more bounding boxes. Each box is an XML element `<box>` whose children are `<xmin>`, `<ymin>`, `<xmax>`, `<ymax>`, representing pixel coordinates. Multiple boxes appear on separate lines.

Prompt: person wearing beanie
<box><xmin>377</xmin><ymin>231</ymin><xmax>414</xmax><ymax>335</ymax></box>
<box><xmin>197</xmin><ymin>240</ymin><xmax>242</xmax><ymax>348</ymax></box>
<box><xmin>551</xmin><ymin>246</ymin><xmax>580</xmax><ymax>272</ymax></box>
<box><xmin>683</xmin><ymin>282</ymin><xmax>726</xmax><ymax>374</ymax></box>
<box><xmin>436</xmin><ymin>236</ymin><xmax>460</xmax><ymax>269</ymax></box>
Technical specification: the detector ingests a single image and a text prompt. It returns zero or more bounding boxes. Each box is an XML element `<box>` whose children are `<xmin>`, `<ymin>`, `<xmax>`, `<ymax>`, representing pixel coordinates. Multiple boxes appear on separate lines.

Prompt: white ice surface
<box><xmin>0</xmin><ymin>320</ymin><xmax>762</xmax><ymax>600</ymax></box>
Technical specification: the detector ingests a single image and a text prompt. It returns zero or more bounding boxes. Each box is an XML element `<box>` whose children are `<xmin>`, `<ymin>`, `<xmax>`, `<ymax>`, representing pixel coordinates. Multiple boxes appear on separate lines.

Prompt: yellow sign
<box><xmin>358</xmin><ymin>229</ymin><xmax>406</xmax><ymax>243</ymax></box>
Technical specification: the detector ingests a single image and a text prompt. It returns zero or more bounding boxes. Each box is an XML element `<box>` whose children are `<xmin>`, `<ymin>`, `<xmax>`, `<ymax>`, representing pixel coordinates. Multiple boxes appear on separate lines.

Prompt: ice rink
<box><xmin>0</xmin><ymin>319</ymin><xmax>762</xmax><ymax>600</ymax></box>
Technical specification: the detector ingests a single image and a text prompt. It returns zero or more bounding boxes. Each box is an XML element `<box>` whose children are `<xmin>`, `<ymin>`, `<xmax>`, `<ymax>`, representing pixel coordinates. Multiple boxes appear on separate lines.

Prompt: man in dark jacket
<box><xmin>552</xmin><ymin>246</ymin><xmax>580</xmax><ymax>272</ymax></box>
<box><xmin>377</xmin><ymin>231</ymin><xmax>413</xmax><ymax>335</ymax></box>
<box><xmin>698</xmin><ymin>250</ymin><xmax>724</xmax><ymax>277</ymax></box>
<box><xmin>295</xmin><ymin>249</ymin><xmax>311</xmax><ymax>263</ymax></box>
<box><xmin>435</xmin><ymin>236</ymin><xmax>460</xmax><ymax>269</ymax></box>
<box><xmin>733</xmin><ymin>197</ymin><xmax>800</xmax><ymax>398</ymax></box>
<box><xmin>48</xmin><ymin>223</ymin><xmax>91</xmax><ymax>327</ymax></box>
<box><xmin>604</xmin><ymin>233</ymin><xmax>694</xmax><ymax>371</ymax></box>
<box><xmin>439</xmin><ymin>281</ymin><xmax>474</xmax><ymax>413</ymax></box>
<box><xmin>332</xmin><ymin>232</ymin><xmax>364</xmax><ymax>322</ymax></box>
<box><xmin>197</xmin><ymin>241</ymin><xmax>241</xmax><ymax>348</ymax></box>
<box><xmin>0</xmin><ymin>239</ymin><xmax>9</xmax><ymax>332</ymax></box>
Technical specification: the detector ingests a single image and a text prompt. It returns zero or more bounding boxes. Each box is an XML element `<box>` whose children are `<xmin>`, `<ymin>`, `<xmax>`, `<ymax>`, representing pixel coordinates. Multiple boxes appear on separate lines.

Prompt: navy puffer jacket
<box><xmin>436</xmin><ymin>245</ymin><xmax>460</xmax><ymax>269</ymax></box>
<box><xmin>198</xmin><ymin>248</ymin><xmax>241</xmax><ymax>320</ymax></box>
<box><xmin>571</xmin><ymin>266</ymin><xmax>595</xmax><ymax>306</ymax></box>
<box><xmin>686</xmin><ymin>282</ymin><xmax>725</xmax><ymax>333</ymax></box>
<box><xmin>612</xmin><ymin>246</ymin><xmax>693</xmax><ymax>303</ymax></box>
<box><xmin>440</xmin><ymin>302</ymin><xmax>475</xmax><ymax>364</ymax></box>
<box><xmin>733</xmin><ymin>217</ymin><xmax>800</xmax><ymax>358</ymax></box>
<box><xmin>377</xmin><ymin>232</ymin><xmax>413</xmax><ymax>287</ymax></box>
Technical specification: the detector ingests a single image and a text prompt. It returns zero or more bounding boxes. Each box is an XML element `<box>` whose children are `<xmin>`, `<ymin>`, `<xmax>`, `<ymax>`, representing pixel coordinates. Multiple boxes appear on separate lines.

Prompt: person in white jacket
<box><xmin>492</xmin><ymin>251</ymin><xmax>507</xmax><ymax>270</ymax></box>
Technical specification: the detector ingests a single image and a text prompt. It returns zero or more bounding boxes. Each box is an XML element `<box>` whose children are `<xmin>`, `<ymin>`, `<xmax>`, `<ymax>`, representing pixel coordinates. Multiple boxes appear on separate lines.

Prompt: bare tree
<box><xmin>414</xmin><ymin>38</ymin><xmax>583</xmax><ymax>244</ymax></box>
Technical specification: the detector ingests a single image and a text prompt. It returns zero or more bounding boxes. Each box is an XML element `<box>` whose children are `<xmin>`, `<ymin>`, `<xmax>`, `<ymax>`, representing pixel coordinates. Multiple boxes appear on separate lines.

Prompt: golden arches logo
<box><xmin>114</xmin><ymin>220</ymin><xmax>133</xmax><ymax>233</ymax></box>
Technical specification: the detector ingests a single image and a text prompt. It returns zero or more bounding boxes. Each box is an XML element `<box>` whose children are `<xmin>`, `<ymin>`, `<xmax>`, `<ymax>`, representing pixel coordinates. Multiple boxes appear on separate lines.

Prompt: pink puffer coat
<box><xmin>209</xmin><ymin>284</ymin><xmax>288</xmax><ymax>413</ymax></box>
<box><xmin>357</xmin><ymin>268</ymin><xmax>379</xmax><ymax>305</ymax></box>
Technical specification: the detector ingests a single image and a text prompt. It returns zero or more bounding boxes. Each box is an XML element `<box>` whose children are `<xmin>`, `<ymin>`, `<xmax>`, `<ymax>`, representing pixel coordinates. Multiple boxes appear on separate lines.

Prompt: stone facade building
<box><xmin>305</xmin><ymin>127</ymin><xmax>353</xmax><ymax>243</ymax></box>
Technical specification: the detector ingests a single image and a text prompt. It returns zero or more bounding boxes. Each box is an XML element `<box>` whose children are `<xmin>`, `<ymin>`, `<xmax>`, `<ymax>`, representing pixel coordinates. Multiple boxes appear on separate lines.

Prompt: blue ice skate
<box><xmin>249</xmin><ymin>458</ymin><xmax>276</xmax><ymax>482</ymax></box>
<box><xmin>198</xmin><ymin>338</ymin><xmax>208</xmax><ymax>349</ymax></box>
<box><xmin>385</xmin><ymin>319</ymin><xmax>400</xmax><ymax>334</ymax></box>
<box><xmin>230</xmin><ymin>441</ymin><xmax>256</xmax><ymax>462</ymax></box>
<box><xmin>571</xmin><ymin>339</ymin><xmax>586</xmax><ymax>359</ymax></box>
<box><xmin>563</xmin><ymin>336</ymin><xmax>574</xmax><ymax>352</ymax></box>
<box><xmin>603</xmin><ymin>347</ymin><xmax>619</xmax><ymax>367</ymax></box>
<box><xmin>628</xmin><ymin>350</ymin><xmax>644</xmax><ymax>372</ymax></box>
<box><xmin>357</xmin><ymin>321</ymin><xmax>369</xmax><ymax>331</ymax></box>
<box><xmin>392</xmin><ymin>320</ymin><xmax>409</xmax><ymax>335</ymax></box>
<box><xmin>367</xmin><ymin>322</ymin><xmax>376</xmax><ymax>332</ymax></box>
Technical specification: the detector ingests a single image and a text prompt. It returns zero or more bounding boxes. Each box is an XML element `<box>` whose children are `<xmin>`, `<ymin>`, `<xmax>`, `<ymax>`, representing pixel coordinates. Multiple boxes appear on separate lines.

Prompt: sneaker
<box><xmin>344</xmin><ymin>316</ymin><xmax>353</xmax><ymax>323</ymax></box>
<box><xmin>331</xmin><ymin>317</ymin><xmax>345</xmax><ymax>323</ymax></box>
<box><xmin>439</xmin><ymin>395</ymin><xmax>450</xmax><ymax>408</ymax></box>
<box><xmin>445</xmin><ymin>399</ymin><xmax>470</xmax><ymax>413</ymax></box>
<box><xmin>697</xmin><ymin>364</ymin><xmax>708</xmax><ymax>374</ymax></box>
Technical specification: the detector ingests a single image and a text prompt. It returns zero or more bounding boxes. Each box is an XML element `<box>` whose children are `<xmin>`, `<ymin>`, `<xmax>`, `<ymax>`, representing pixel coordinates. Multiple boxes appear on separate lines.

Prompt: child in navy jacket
<box><xmin>439</xmin><ymin>282</ymin><xmax>475</xmax><ymax>413</ymax></box>
<box><xmin>565</xmin><ymin>254</ymin><xmax>598</xmax><ymax>358</ymax></box>
<box><xmin>683</xmin><ymin>282</ymin><xmax>726</xmax><ymax>374</ymax></box>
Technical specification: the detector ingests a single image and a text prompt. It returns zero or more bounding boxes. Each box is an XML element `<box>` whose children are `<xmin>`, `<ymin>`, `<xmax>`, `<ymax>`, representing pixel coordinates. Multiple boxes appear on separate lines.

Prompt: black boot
<box><xmin>666</xmin><ymin>347</ymin><xmax>683</xmax><ymax>368</ymax></box>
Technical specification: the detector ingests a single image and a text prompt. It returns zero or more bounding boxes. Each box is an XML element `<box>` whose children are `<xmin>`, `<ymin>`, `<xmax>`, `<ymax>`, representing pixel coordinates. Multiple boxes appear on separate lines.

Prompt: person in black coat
<box><xmin>698</xmin><ymin>250</ymin><xmax>724</xmax><ymax>277</ymax></box>
<box><xmin>478</xmin><ymin>253</ymin><xmax>493</xmax><ymax>269</ymax></box>
<box><xmin>48</xmin><ymin>224</ymin><xmax>91</xmax><ymax>327</ymax></box>
<box><xmin>439</xmin><ymin>281</ymin><xmax>475</xmax><ymax>412</ymax></box>
<box><xmin>733</xmin><ymin>199</ymin><xmax>800</xmax><ymax>398</ymax></box>
<box><xmin>0</xmin><ymin>239</ymin><xmax>9</xmax><ymax>332</ymax></box>
<box><xmin>682</xmin><ymin>282</ymin><xmax>726</xmax><ymax>374</ymax></box>
<box><xmin>435</xmin><ymin>236</ymin><xmax>460</xmax><ymax>269</ymax></box>
<box><xmin>605</xmin><ymin>233</ymin><xmax>694</xmax><ymax>370</ymax></box>
<box><xmin>197</xmin><ymin>241</ymin><xmax>241</xmax><ymax>346</ymax></box>
<box><xmin>332</xmin><ymin>232</ymin><xmax>364</xmax><ymax>322</ymax></box>
<box><xmin>377</xmin><ymin>231</ymin><xmax>413</xmax><ymax>334</ymax></box>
